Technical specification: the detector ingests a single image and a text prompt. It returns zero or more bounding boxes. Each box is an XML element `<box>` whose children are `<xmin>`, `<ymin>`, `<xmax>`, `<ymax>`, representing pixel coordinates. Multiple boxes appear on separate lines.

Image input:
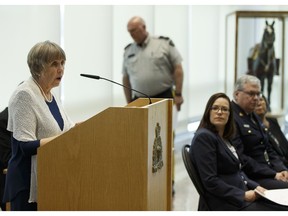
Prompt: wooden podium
<box><xmin>37</xmin><ymin>98</ymin><xmax>173</xmax><ymax>210</ymax></box>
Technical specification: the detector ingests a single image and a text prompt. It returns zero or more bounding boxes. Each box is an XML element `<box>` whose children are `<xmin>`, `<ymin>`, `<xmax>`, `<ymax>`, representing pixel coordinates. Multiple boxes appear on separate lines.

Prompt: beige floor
<box><xmin>172</xmin><ymin>133</ymin><xmax>199</xmax><ymax>211</ymax></box>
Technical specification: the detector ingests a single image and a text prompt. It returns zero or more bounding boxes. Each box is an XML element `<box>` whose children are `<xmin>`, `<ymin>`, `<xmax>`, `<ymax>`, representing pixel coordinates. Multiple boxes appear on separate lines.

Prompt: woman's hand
<box><xmin>40</xmin><ymin>135</ymin><xmax>59</xmax><ymax>147</ymax></box>
<box><xmin>254</xmin><ymin>186</ymin><xmax>266</xmax><ymax>199</ymax></box>
<box><xmin>244</xmin><ymin>190</ymin><xmax>257</xmax><ymax>202</ymax></box>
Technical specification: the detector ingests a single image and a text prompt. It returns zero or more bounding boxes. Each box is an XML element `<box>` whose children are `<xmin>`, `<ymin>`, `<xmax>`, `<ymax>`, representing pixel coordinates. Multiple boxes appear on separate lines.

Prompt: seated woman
<box><xmin>255</xmin><ymin>95</ymin><xmax>288</xmax><ymax>167</ymax></box>
<box><xmin>189</xmin><ymin>92</ymin><xmax>288</xmax><ymax>211</ymax></box>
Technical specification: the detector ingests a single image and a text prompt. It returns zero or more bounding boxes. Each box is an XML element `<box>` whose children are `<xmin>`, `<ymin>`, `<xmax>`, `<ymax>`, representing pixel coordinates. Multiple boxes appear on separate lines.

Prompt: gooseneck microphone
<box><xmin>80</xmin><ymin>73</ymin><xmax>152</xmax><ymax>105</ymax></box>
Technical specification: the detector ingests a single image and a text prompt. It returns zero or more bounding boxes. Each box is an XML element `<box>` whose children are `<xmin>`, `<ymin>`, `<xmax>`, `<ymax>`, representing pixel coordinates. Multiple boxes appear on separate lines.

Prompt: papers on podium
<box><xmin>255</xmin><ymin>188</ymin><xmax>288</xmax><ymax>206</ymax></box>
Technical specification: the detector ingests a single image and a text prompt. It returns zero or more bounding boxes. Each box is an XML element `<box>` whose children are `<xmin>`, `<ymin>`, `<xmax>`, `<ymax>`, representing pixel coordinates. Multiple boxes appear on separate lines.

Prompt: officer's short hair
<box><xmin>234</xmin><ymin>74</ymin><xmax>261</xmax><ymax>92</ymax></box>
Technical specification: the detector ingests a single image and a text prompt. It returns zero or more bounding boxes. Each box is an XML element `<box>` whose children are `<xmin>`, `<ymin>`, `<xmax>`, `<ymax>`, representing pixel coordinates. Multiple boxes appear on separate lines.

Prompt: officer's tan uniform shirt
<box><xmin>122</xmin><ymin>34</ymin><xmax>182</xmax><ymax>97</ymax></box>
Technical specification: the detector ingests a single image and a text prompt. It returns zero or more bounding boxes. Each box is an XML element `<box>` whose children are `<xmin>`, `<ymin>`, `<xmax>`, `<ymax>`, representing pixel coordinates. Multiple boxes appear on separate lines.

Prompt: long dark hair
<box><xmin>261</xmin><ymin>94</ymin><xmax>271</xmax><ymax>112</ymax></box>
<box><xmin>197</xmin><ymin>92</ymin><xmax>235</xmax><ymax>139</ymax></box>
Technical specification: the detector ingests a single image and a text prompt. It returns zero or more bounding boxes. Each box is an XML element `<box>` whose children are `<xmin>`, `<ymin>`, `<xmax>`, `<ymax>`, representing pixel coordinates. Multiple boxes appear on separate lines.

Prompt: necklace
<box><xmin>33</xmin><ymin>78</ymin><xmax>53</xmax><ymax>102</ymax></box>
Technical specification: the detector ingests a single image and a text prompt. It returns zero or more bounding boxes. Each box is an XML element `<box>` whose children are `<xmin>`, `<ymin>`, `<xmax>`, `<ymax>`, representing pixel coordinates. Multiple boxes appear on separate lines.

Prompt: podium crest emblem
<box><xmin>152</xmin><ymin>122</ymin><xmax>164</xmax><ymax>173</ymax></box>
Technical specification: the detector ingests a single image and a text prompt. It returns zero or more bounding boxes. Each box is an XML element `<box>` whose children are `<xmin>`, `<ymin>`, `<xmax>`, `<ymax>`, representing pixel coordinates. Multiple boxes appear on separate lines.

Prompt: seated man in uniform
<box><xmin>231</xmin><ymin>75</ymin><xmax>288</xmax><ymax>189</ymax></box>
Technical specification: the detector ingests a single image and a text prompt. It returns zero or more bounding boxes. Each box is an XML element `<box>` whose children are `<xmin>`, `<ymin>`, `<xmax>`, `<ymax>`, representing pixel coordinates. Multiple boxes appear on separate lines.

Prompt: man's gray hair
<box><xmin>234</xmin><ymin>74</ymin><xmax>261</xmax><ymax>92</ymax></box>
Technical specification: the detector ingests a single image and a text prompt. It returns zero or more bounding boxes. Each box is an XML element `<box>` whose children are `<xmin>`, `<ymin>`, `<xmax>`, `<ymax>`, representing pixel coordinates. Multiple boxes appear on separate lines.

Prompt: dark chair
<box><xmin>1</xmin><ymin>166</ymin><xmax>7</xmax><ymax>211</ymax></box>
<box><xmin>181</xmin><ymin>144</ymin><xmax>211</xmax><ymax>211</ymax></box>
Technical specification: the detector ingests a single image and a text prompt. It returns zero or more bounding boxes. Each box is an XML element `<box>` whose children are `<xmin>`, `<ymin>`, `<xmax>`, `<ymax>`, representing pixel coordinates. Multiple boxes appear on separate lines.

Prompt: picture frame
<box><xmin>225</xmin><ymin>11</ymin><xmax>288</xmax><ymax>112</ymax></box>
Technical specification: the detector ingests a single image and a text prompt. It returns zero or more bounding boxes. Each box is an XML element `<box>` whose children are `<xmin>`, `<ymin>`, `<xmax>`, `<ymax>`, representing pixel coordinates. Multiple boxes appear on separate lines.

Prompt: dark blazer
<box><xmin>265</xmin><ymin>117</ymin><xmax>288</xmax><ymax>167</ymax></box>
<box><xmin>189</xmin><ymin>128</ymin><xmax>259</xmax><ymax>211</ymax></box>
<box><xmin>231</xmin><ymin>101</ymin><xmax>287</xmax><ymax>174</ymax></box>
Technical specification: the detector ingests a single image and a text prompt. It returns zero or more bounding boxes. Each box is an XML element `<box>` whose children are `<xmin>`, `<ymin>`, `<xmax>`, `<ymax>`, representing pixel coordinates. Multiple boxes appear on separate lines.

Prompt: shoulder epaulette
<box><xmin>159</xmin><ymin>36</ymin><xmax>174</xmax><ymax>47</ymax></box>
<box><xmin>124</xmin><ymin>43</ymin><xmax>132</xmax><ymax>50</ymax></box>
<box><xmin>159</xmin><ymin>36</ymin><xmax>170</xmax><ymax>40</ymax></box>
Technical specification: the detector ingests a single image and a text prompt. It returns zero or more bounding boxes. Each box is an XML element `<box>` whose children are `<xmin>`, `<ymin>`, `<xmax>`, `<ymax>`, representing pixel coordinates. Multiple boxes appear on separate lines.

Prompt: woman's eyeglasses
<box><xmin>211</xmin><ymin>106</ymin><xmax>230</xmax><ymax>113</ymax></box>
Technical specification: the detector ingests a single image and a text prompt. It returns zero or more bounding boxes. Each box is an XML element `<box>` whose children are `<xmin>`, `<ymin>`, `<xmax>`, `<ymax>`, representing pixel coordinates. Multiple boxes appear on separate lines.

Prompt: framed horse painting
<box><xmin>225</xmin><ymin>11</ymin><xmax>288</xmax><ymax>113</ymax></box>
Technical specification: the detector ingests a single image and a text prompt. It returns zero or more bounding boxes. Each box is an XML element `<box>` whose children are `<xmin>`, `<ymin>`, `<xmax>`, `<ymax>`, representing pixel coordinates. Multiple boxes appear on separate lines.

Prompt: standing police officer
<box><xmin>122</xmin><ymin>16</ymin><xmax>184</xmax><ymax>111</ymax></box>
<box><xmin>122</xmin><ymin>16</ymin><xmax>184</xmax><ymax>196</ymax></box>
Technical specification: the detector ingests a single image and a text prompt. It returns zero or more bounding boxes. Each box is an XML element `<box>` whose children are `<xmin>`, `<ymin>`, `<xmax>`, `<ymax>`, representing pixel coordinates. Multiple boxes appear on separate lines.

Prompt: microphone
<box><xmin>80</xmin><ymin>73</ymin><xmax>152</xmax><ymax>104</ymax></box>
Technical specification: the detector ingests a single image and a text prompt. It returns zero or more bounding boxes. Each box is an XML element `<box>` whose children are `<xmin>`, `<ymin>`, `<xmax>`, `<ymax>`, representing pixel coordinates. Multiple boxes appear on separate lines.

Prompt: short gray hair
<box><xmin>27</xmin><ymin>40</ymin><xmax>66</xmax><ymax>79</ymax></box>
<box><xmin>234</xmin><ymin>74</ymin><xmax>261</xmax><ymax>92</ymax></box>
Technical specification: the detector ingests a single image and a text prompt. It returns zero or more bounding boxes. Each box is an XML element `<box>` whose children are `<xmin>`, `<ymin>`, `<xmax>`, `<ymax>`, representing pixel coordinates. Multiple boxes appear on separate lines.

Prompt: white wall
<box><xmin>0</xmin><ymin>5</ymin><xmax>61</xmax><ymax>109</ymax></box>
<box><xmin>63</xmin><ymin>5</ymin><xmax>114</xmax><ymax>121</ymax></box>
<box><xmin>187</xmin><ymin>6</ymin><xmax>221</xmax><ymax>122</ymax></box>
<box><xmin>1</xmin><ymin>5</ymin><xmax>288</xmax><ymax>134</ymax></box>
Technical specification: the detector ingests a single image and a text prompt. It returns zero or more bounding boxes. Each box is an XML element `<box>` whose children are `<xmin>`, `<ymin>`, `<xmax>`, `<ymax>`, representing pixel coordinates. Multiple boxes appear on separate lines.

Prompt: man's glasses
<box><xmin>239</xmin><ymin>90</ymin><xmax>262</xmax><ymax>98</ymax></box>
<box><xmin>211</xmin><ymin>106</ymin><xmax>230</xmax><ymax>113</ymax></box>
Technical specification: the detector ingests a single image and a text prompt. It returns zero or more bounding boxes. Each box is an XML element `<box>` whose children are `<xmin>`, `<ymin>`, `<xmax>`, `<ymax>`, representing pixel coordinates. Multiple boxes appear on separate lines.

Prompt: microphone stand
<box><xmin>80</xmin><ymin>74</ymin><xmax>152</xmax><ymax>104</ymax></box>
